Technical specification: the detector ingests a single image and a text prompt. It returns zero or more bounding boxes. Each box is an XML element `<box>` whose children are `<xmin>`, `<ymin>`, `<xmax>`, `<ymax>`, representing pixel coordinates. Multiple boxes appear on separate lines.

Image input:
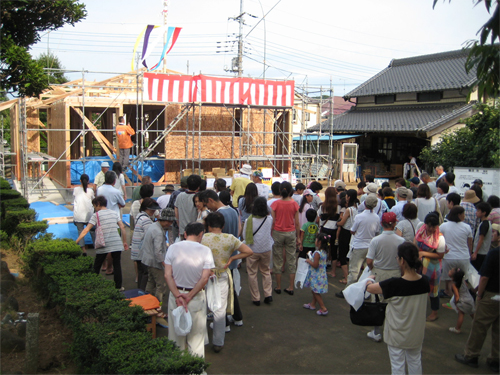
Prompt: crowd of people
<box><xmin>72</xmin><ymin>162</ymin><xmax>499</xmax><ymax>373</ymax></box>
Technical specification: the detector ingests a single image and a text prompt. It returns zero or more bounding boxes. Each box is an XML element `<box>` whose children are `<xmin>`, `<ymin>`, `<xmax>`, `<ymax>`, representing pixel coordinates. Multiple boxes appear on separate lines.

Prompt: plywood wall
<box><xmin>48</xmin><ymin>101</ymin><xmax>70</xmax><ymax>187</ymax></box>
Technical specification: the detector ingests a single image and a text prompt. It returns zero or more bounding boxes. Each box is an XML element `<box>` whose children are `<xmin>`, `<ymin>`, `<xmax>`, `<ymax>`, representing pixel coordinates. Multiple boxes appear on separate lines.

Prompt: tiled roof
<box><xmin>345</xmin><ymin>49</ymin><xmax>477</xmax><ymax>98</ymax></box>
<box><xmin>308</xmin><ymin>102</ymin><xmax>476</xmax><ymax>133</ymax></box>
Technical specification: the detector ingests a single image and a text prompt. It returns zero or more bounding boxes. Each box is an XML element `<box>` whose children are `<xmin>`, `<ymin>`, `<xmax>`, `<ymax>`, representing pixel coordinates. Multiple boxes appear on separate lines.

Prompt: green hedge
<box><xmin>27</xmin><ymin>238</ymin><xmax>208</xmax><ymax>374</ymax></box>
<box><xmin>1</xmin><ymin>196</ymin><xmax>30</xmax><ymax>210</ymax></box>
<box><xmin>0</xmin><ymin>189</ymin><xmax>21</xmax><ymax>200</ymax></box>
<box><xmin>0</xmin><ymin>178</ymin><xmax>11</xmax><ymax>189</ymax></box>
<box><xmin>0</xmin><ymin>208</ymin><xmax>36</xmax><ymax>235</ymax></box>
<box><xmin>16</xmin><ymin>220</ymin><xmax>48</xmax><ymax>241</ymax></box>
<box><xmin>21</xmin><ymin>238</ymin><xmax>81</xmax><ymax>276</ymax></box>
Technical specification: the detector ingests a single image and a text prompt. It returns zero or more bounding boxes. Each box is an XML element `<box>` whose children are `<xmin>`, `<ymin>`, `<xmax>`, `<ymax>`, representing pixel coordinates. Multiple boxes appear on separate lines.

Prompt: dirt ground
<box><xmin>1</xmin><ymin>250</ymin><xmax>76</xmax><ymax>375</ymax></box>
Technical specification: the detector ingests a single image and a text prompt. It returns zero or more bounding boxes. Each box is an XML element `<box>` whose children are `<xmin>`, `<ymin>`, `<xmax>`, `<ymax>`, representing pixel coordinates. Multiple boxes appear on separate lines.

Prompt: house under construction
<box><xmin>1</xmin><ymin>69</ymin><xmax>321</xmax><ymax>198</ymax></box>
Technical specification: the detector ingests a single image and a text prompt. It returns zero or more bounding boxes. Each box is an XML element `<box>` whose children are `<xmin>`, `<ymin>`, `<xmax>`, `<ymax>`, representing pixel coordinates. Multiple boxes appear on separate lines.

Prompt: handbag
<box><xmin>350</xmin><ymin>294</ymin><xmax>387</xmax><ymax>326</ymax></box>
<box><xmin>94</xmin><ymin>212</ymin><xmax>106</xmax><ymax>249</ymax></box>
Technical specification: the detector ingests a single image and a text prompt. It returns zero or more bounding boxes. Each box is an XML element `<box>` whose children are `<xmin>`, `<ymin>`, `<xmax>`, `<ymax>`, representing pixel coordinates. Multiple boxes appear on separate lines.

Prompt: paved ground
<box><xmin>91</xmin><ymin>243</ymin><xmax>494</xmax><ymax>375</ymax></box>
<box><xmin>34</xmin><ymin>179</ymin><xmax>495</xmax><ymax>375</ymax></box>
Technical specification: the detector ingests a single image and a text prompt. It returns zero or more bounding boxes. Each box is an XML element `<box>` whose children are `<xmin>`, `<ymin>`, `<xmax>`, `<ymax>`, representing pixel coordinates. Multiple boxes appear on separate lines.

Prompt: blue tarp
<box><xmin>70</xmin><ymin>156</ymin><xmax>165</xmax><ymax>184</ymax></box>
<box><xmin>30</xmin><ymin>201</ymin><xmax>93</xmax><ymax>245</ymax></box>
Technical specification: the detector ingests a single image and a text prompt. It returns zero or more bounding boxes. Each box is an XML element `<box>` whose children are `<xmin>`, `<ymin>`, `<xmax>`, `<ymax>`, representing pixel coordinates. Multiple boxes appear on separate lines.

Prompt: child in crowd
<box><xmin>299</xmin><ymin>208</ymin><xmax>318</xmax><ymax>259</ymax></box>
<box><xmin>447</xmin><ymin>267</ymin><xmax>475</xmax><ymax>334</ymax></box>
<box><xmin>292</xmin><ymin>183</ymin><xmax>306</xmax><ymax>205</ymax></box>
<box><xmin>357</xmin><ymin>181</ymin><xmax>366</xmax><ymax>203</ymax></box>
<box><xmin>302</xmin><ymin>232</ymin><xmax>329</xmax><ymax>316</ymax></box>
<box><xmin>471</xmin><ymin>202</ymin><xmax>492</xmax><ymax>271</ymax></box>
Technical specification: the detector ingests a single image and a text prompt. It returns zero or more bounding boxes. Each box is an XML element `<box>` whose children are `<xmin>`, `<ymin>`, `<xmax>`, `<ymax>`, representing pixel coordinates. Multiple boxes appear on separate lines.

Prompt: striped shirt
<box><xmin>88</xmin><ymin>209</ymin><xmax>124</xmax><ymax>254</ymax></box>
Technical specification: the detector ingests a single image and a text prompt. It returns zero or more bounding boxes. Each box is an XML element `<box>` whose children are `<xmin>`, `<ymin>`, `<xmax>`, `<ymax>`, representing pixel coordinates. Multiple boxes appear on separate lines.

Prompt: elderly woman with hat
<box><xmin>461</xmin><ymin>190</ymin><xmax>480</xmax><ymax>234</ymax></box>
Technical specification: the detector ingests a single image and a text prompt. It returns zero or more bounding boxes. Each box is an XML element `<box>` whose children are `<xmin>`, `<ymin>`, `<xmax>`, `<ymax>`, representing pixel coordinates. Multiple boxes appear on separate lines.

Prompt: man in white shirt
<box><xmin>391</xmin><ymin>187</ymin><xmax>409</xmax><ymax>222</ymax></box>
<box><xmin>157</xmin><ymin>184</ymin><xmax>174</xmax><ymax>209</ymax></box>
<box><xmin>164</xmin><ymin>222</ymin><xmax>215</xmax><ymax>358</ymax></box>
<box><xmin>435</xmin><ymin>165</ymin><xmax>446</xmax><ymax>183</ymax></box>
<box><xmin>336</xmin><ymin>195</ymin><xmax>381</xmax><ymax>298</ymax></box>
<box><xmin>252</xmin><ymin>170</ymin><xmax>270</xmax><ymax>199</ymax></box>
<box><xmin>365</xmin><ymin>212</ymin><xmax>405</xmax><ymax>342</ymax></box>
<box><xmin>96</xmin><ymin>171</ymin><xmax>125</xmax><ymax>217</ymax></box>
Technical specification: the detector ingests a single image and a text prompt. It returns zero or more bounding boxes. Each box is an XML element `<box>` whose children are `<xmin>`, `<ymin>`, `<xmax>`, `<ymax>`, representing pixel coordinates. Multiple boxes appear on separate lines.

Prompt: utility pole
<box><xmin>227</xmin><ymin>0</ymin><xmax>248</xmax><ymax>76</ymax></box>
<box><xmin>237</xmin><ymin>0</ymin><xmax>244</xmax><ymax>77</ymax></box>
<box><xmin>162</xmin><ymin>0</ymin><xmax>168</xmax><ymax>73</ymax></box>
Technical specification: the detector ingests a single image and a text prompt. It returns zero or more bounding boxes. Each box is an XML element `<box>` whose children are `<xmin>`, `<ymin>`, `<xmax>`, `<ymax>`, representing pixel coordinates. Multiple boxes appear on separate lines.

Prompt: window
<box><xmin>417</xmin><ymin>91</ymin><xmax>442</xmax><ymax>102</ymax></box>
<box><xmin>234</xmin><ymin>108</ymin><xmax>242</xmax><ymax>136</ymax></box>
<box><xmin>375</xmin><ymin>95</ymin><xmax>395</xmax><ymax>104</ymax></box>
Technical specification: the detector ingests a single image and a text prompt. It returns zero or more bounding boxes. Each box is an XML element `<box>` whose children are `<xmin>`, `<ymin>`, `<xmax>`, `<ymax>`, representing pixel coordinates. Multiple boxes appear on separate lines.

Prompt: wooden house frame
<box><xmin>6</xmin><ymin>70</ymin><xmax>296</xmax><ymax>193</ymax></box>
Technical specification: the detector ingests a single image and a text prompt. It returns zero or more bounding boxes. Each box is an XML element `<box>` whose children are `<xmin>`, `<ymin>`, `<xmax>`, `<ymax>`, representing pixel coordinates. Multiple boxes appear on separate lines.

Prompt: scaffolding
<box><xmin>0</xmin><ymin>68</ymin><xmax>358</xmax><ymax>201</ymax></box>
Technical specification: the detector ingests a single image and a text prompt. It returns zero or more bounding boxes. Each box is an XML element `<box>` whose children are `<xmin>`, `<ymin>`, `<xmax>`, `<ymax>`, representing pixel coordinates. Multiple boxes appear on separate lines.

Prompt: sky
<box><xmin>31</xmin><ymin>0</ymin><xmax>491</xmax><ymax>97</ymax></box>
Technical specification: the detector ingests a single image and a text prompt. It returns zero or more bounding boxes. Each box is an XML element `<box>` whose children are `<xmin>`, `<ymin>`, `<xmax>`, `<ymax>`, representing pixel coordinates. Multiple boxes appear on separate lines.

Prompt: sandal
<box><xmin>303</xmin><ymin>303</ymin><xmax>316</xmax><ymax>310</ymax></box>
<box><xmin>284</xmin><ymin>289</ymin><xmax>294</xmax><ymax>296</ymax></box>
<box><xmin>105</xmin><ymin>270</ymin><xmax>114</xmax><ymax>275</ymax></box>
<box><xmin>274</xmin><ymin>288</ymin><xmax>281</xmax><ymax>294</ymax></box>
<box><xmin>316</xmin><ymin>309</ymin><xmax>328</xmax><ymax>316</ymax></box>
<box><xmin>339</xmin><ymin>278</ymin><xmax>347</xmax><ymax>284</ymax></box>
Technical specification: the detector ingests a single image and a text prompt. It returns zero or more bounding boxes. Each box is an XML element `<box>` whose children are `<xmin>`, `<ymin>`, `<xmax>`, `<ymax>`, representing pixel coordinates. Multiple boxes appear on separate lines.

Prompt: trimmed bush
<box><xmin>0</xmin><ymin>189</ymin><xmax>21</xmax><ymax>200</ymax></box>
<box><xmin>26</xmin><ymin>238</ymin><xmax>209</xmax><ymax>374</ymax></box>
<box><xmin>21</xmin><ymin>238</ymin><xmax>81</xmax><ymax>276</ymax></box>
<box><xmin>0</xmin><ymin>208</ymin><xmax>36</xmax><ymax>236</ymax></box>
<box><xmin>0</xmin><ymin>178</ymin><xmax>11</xmax><ymax>189</ymax></box>
<box><xmin>16</xmin><ymin>220</ymin><xmax>48</xmax><ymax>242</ymax></box>
<box><xmin>2</xmin><ymin>196</ymin><xmax>30</xmax><ymax>210</ymax></box>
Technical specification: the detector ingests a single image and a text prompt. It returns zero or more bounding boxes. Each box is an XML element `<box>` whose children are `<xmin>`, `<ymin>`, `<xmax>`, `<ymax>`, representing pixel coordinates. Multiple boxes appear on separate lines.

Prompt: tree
<box><xmin>419</xmin><ymin>103</ymin><xmax>500</xmax><ymax>170</ymax></box>
<box><xmin>434</xmin><ymin>0</ymin><xmax>499</xmax><ymax>101</ymax></box>
<box><xmin>0</xmin><ymin>0</ymin><xmax>86</xmax><ymax>97</ymax></box>
<box><xmin>35</xmin><ymin>52</ymin><xmax>69</xmax><ymax>85</ymax></box>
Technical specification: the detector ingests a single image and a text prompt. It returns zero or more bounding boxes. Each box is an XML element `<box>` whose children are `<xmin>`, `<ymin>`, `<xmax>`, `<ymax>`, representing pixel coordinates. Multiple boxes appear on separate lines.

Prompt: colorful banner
<box><xmin>143</xmin><ymin>73</ymin><xmax>295</xmax><ymax>107</ymax></box>
<box><xmin>131</xmin><ymin>25</ymin><xmax>182</xmax><ymax>71</ymax></box>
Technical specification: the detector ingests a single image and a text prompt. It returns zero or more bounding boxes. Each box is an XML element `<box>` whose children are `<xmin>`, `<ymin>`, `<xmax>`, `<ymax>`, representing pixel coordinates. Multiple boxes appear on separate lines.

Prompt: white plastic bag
<box><xmin>294</xmin><ymin>258</ymin><xmax>309</xmax><ymax>289</ymax></box>
<box><xmin>206</xmin><ymin>275</ymin><xmax>222</xmax><ymax>312</ymax></box>
<box><xmin>466</xmin><ymin>263</ymin><xmax>480</xmax><ymax>289</ymax></box>
<box><xmin>233</xmin><ymin>268</ymin><xmax>241</xmax><ymax>296</ymax></box>
<box><xmin>358</xmin><ymin>266</ymin><xmax>372</xmax><ymax>283</ymax></box>
<box><xmin>171</xmin><ymin>305</ymin><xmax>192</xmax><ymax>336</ymax></box>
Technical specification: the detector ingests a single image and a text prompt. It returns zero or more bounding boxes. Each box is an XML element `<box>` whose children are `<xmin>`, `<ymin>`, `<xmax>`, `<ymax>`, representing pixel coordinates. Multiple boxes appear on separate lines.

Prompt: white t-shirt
<box><xmin>164</xmin><ymin>240</ymin><xmax>215</xmax><ymax>289</ymax></box>
<box><xmin>113</xmin><ymin>173</ymin><xmax>126</xmax><ymax>196</ymax></box>
<box><xmin>440</xmin><ymin>221</ymin><xmax>473</xmax><ymax>260</ymax></box>
<box><xmin>255</xmin><ymin>183</ymin><xmax>270</xmax><ymax>199</ymax></box>
<box><xmin>415</xmin><ymin>198</ymin><xmax>438</xmax><ymax>222</ymax></box>
<box><xmin>267</xmin><ymin>197</ymin><xmax>279</xmax><ymax>208</ymax></box>
<box><xmin>242</xmin><ymin>215</ymin><xmax>274</xmax><ymax>253</ymax></box>
<box><xmin>73</xmin><ymin>187</ymin><xmax>94</xmax><ymax>223</ymax></box>
<box><xmin>157</xmin><ymin>194</ymin><xmax>171</xmax><ymax>209</ymax></box>
<box><xmin>292</xmin><ymin>194</ymin><xmax>303</xmax><ymax>205</ymax></box>
<box><xmin>350</xmin><ymin>210</ymin><xmax>381</xmax><ymax>249</ymax></box>
<box><xmin>367</xmin><ymin>231</ymin><xmax>405</xmax><ymax>270</ymax></box>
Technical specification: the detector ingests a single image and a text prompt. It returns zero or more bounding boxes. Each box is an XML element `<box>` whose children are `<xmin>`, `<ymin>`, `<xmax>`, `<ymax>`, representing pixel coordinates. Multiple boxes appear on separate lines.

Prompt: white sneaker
<box><xmin>367</xmin><ymin>331</ymin><xmax>382</xmax><ymax>342</ymax></box>
<box><xmin>234</xmin><ymin>320</ymin><xmax>243</xmax><ymax>326</ymax></box>
<box><xmin>209</xmin><ymin>322</ymin><xmax>230</xmax><ymax>332</ymax></box>
<box><xmin>226</xmin><ymin>315</ymin><xmax>234</xmax><ymax>323</ymax></box>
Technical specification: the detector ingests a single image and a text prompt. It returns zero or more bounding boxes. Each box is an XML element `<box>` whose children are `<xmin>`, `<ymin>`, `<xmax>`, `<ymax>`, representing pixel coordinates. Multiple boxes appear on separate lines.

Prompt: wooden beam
<box><xmin>72</xmin><ymin>107</ymin><xmax>116</xmax><ymax>152</ymax></box>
